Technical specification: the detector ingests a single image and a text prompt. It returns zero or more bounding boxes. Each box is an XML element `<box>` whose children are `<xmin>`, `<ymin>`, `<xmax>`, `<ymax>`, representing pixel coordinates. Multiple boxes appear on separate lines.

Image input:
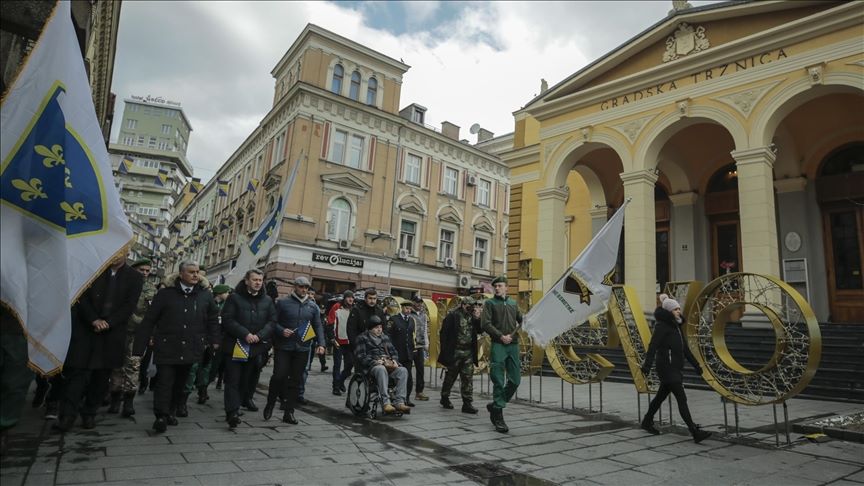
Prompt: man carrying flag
<box><xmin>266</xmin><ymin>276</ymin><xmax>325</xmax><ymax>424</ymax></box>
<box><xmin>1</xmin><ymin>0</ymin><xmax>132</xmax><ymax>377</ymax></box>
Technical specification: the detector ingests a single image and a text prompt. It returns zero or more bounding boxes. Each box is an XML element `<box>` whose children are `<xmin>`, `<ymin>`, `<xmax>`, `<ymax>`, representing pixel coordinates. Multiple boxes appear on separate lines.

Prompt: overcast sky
<box><xmin>110</xmin><ymin>1</ymin><xmax>720</xmax><ymax>183</ymax></box>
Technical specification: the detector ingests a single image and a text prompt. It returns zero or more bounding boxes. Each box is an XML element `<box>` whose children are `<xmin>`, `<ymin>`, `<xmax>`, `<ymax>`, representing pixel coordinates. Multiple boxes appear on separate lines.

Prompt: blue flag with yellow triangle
<box><xmin>0</xmin><ymin>1</ymin><xmax>132</xmax><ymax>374</ymax></box>
<box><xmin>296</xmin><ymin>320</ymin><xmax>316</xmax><ymax>343</ymax></box>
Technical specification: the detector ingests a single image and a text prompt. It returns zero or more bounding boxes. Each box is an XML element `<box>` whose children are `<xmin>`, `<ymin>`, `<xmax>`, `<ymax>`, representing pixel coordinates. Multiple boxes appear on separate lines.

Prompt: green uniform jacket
<box><xmin>481</xmin><ymin>295</ymin><xmax>522</xmax><ymax>344</ymax></box>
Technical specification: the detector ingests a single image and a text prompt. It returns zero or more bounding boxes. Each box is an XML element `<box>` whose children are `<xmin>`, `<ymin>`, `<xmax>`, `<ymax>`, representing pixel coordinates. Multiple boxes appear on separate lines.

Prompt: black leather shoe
<box><xmin>641</xmin><ymin>420</ymin><xmax>660</xmax><ymax>435</ymax></box>
<box><xmin>282</xmin><ymin>410</ymin><xmax>298</xmax><ymax>424</ymax></box>
<box><xmin>441</xmin><ymin>398</ymin><xmax>454</xmax><ymax>409</ymax></box>
<box><xmin>242</xmin><ymin>399</ymin><xmax>258</xmax><ymax>412</ymax></box>
<box><xmin>81</xmin><ymin>415</ymin><xmax>95</xmax><ymax>429</ymax></box>
<box><xmin>406</xmin><ymin>401</ymin><xmax>416</xmax><ymax>407</ymax></box>
<box><xmin>692</xmin><ymin>428</ymin><xmax>712</xmax><ymax>444</ymax></box>
<box><xmin>461</xmin><ymin>403</ymin><xmax>478</xmax><ymax>414</ymax></box>
<box><xmin>227</xmin><ymin>412</ymin><xmax>241</xmax><ymax>428</ymax></box>
<box><xmin>53</xmin><ymin>415</ymin><xmax>74</xmax><ymax>432</ymax></box>
<box><xmin>296</xmin><ymin>397</ymin><xmax>308</xmax><ymax>406</ymax></box>
<box><xmin>340</xmin><ymin>384</ymin><xmax>346</xmax><ymax>392</ymax></box>
<box><xmin>263</xmin><ymin>401</ymin><xmax>275</xmax><ymax>421</ymax></box>
<box><xmin>332</xmin><ymin>388</ymin><xmax>342</xmax><ymax>396</ymax></box>
<box><xmin>165</xmin><ymin>415</ymin><xmax>178</xmax><ymax>426</ymax></box>
<box><xmin>152</xmin><ymin>417</ymin><xmax>167</xmax><ymax>433</ymax></box>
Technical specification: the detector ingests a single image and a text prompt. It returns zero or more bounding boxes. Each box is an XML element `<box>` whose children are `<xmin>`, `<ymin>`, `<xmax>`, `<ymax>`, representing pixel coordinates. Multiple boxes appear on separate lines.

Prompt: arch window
<box><xmin>366</xmin><ymin>77</ymin><xmax>378</xmax><ymax>105</ymax></box>
<box><xmin>349</xmin><ymin>71</ymin><xmax>361</xmax><ymax>101</ymax></box>
<box><xmin>327</xmin><ymin>198</ymin><xmax>351</xmax><ymax>241</ymax></box>
<box><xmin>331</xmin><ymin>64</ymin><xmax>344</xmax><ymax>94</ymax></box>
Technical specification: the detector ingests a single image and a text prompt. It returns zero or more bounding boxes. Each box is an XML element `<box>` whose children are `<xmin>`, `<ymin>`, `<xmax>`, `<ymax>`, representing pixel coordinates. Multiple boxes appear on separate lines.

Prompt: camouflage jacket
<box><xmin>128</xmin><ymin>280</ymin><xmax>157</xmax><ymax>333</ymax></box>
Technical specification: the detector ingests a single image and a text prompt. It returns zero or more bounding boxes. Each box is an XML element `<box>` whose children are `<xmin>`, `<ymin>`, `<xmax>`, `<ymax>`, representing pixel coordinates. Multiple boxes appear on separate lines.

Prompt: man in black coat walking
<box><xmin>387</xmin><ymin>301</ymin><xmax>417</xmax><ymax>406</ymax></box>
<box><xmin>55</xmin><ymin>250</ymin><xmax>144</xmax><ymax>432</ymax></box>
<box><xmin>220</xmin><ymin>269</ymin><xmax>276</xmax><ymax>428</ymax></box>
<box><xmin>134</xmin><ymin>261</ymin><xmax>220</xmax><ymax>433</ymax></box>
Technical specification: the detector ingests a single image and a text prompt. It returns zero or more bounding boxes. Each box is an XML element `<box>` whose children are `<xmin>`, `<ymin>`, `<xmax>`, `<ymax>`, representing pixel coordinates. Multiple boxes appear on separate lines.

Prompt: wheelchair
<box><xmin>345</xmin><ymin>370</ymin><xmax>403</xmax><ymax>419</ymax></box>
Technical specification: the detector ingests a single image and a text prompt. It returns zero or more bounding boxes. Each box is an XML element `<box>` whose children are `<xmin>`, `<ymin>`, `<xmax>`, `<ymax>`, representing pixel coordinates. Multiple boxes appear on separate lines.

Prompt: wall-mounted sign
<box><xmin>313</xmin><ymin>252</ymin><xmax>364</xmax><ymax>268</ymax></box>
<box><xmin>130</xmin><ymin>94</ymin><xmax>181</xmax><ymax>107</ymax></box>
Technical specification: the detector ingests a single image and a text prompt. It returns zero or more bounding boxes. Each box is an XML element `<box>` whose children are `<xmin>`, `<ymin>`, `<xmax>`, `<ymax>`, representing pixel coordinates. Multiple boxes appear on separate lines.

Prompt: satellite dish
<box><xmin>469</xmin><ymin>123</ymin><xmax>481</xmax><ymax>134</ymax></box>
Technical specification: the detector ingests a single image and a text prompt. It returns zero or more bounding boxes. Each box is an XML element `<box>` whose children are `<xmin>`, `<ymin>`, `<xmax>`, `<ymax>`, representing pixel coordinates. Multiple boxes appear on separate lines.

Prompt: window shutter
<box><xmin>461</xmin><ymin>170</ymin><xmax>467</xmax><ymax>200</ymax></box>
<box><xmin>321</xmin><ymin>122</ymin><xmax>331</xmax><ymax>160</ymax></box>
<box><xmin>368</xmin><ymin>137</ymin><xmax>376</xmax><ymax>171</ymax></box>
<box><xmin>438</xmin><ymin>163</ymin><xmax>444</xmax><ymax>192</ymax></box>
<box><xmin>425</xmin><ymin>157</ymin><xmax>431</xmax><ymax>189</ymax></box>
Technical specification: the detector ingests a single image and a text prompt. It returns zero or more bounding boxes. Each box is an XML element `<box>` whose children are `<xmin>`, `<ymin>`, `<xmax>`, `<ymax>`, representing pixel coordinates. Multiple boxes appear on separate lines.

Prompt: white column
<box><xmin>620</xmin><ymin>170</ymin><xmax>658</xmax><ymax>312</ymax></box>
<box><xmin>536</xmin><ymin>187</ymin><xmax>568</xmax><ymax>292</ymax></box>
<box><xmin>732</xmin><ymin>147</ymin><xmax>780</xmax><ymax>277</ymax></box>
<box><xmin>668</xmin><ymin>192</ymin><xmax>698</xmax><ymax>281</ymax></box>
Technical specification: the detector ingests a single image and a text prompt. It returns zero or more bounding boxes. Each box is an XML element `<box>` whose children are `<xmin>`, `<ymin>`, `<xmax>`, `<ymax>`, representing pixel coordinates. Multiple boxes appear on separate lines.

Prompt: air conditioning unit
<box><xmin>338</xmin><ymin>239</ymin><xmax>350</xmax><ymax>250</ymax></box>
<box><xmin>397</xmin><ymin>248</ymin><xmax>409</xmax><ymax>260</ymax></box>
<box><xmin>444</xmin><ymin>257</ymin><xmax>455</xmax><ymax>268</ymax></box>
<box><xmin>458</xmin><ymin>274</ymin><xmax>471</xmax><ymax>288</ymax></box>
<box><xmin>466</xmin><ymin>174</ymin><xmax>478</xmax><ymax>186</ymax></box>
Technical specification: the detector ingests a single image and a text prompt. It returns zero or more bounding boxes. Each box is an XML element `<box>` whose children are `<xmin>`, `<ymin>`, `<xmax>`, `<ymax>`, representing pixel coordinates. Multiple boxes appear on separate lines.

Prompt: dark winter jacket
<box><xmin>345</xmin><ymin>302</ymin><xmax>386</xmax><ymax>351</ymax></box>
<box><xmin>67</xmin><ymin>264</ymin><xmax>143</xmax><ymax>369</ymax></box>
<box><xmin>481</xmin><ymin>294</ymin><xmax>522</xmax><ymax>344</ymax></box>
<box><xmin>641</xmin><ymin>307</ymin><xmax>702</xmax><ymax>385</ymax></box>
<box><xmin>438</xmin><ymin>308</ymin><xmax>481</xmax><ymax>367</ymax></box>
<box><xmin>220</xmin><ymin>280</ymin><xmax>276</xmax><ymax>357</ymax></box>
<box><xmin>353</xmin><ymin>330</ymin><xmax>399</xmax><ymax>372</ymax></box>
<box><xmin>133</xmin><ymin>279</ymin><xmax>220</xmax><ymax>365</ymax></box>
<box><xmin>386</xmin><ymin>312</ymin><xmax>415</xmax><ymax>364</ymax></box>
<box><xmin>273</xmin><ymin>292</ymin><xmax>325</xmax><ymax>352</ymax></box>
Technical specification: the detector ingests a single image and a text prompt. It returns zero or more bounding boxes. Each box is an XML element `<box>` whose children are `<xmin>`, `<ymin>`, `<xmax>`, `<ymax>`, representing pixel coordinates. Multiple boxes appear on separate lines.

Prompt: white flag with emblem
<box><xmin>0</xmin><ymin>1</ymin><xmax>132</xmax><ymax>374</ymax></box>
<box><xmin>223</xmin><ymin>152</ymin><xmax>302</xmax><ymax>288</ymax></box>
<box><xmin>522</xmin><ymin>200</ymin><xmax>629</xmax><ymax>346</ymax></box>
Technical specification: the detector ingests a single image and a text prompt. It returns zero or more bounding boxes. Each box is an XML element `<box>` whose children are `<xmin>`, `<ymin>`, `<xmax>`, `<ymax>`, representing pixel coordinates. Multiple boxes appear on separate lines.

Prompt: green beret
<box><xmin>491</xmin><ymin>275</ymin><xmax>508</xmax><ymax>285</ymax></box>
<box><xmin>131</xmin><ymin>258</ymin><xmax>151</xmax><ymax>268</ymax></box>
<box><xmin>400</xmin><ymin>300</ymin><xmax>414</xmax><ymax>307</ymax></box>
<box><xmin>212</xmin><ymin>284</ymin><xmax>231</xmax><ymax>294</ymax></box>
<box><xmin>463</xmin><ymin>297</ymin><xmax>475</xmax><ymax>305</ymax></box>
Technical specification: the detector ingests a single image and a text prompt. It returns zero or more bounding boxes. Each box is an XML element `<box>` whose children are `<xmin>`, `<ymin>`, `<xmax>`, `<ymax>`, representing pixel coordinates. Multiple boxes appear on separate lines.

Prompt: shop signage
<box><xmin>599</xmin><ymin>47</ymin><xmax>788</xmax><ymax>111</ymax></box>
<box><xmin>313</xmin><ymin>251</ymin><xmax>364</xmax><ymax>268</ymax></box>
<box><xmin>131</xmin><ymin>94</ymin><xmax>182</xmax><ymax>107</ymax></box>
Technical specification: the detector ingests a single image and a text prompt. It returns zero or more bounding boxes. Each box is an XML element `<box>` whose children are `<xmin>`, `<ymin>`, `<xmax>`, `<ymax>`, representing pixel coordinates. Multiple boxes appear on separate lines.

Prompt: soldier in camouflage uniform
<box><xmin>108</xmin><ymin>258</ymin><xmax>157</xmax><ymax>417</ymax></box>
<box><xmin>437</xmin><ymin>297</ymin><xmax>482</xmax><ymax>414</ymax></box>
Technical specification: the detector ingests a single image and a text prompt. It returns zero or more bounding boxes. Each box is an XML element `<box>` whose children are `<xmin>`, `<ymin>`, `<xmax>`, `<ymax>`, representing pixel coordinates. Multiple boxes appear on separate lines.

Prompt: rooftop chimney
<box><xmin>478</xmin><ymin>128</ymin><xmax>495</xmax><ymax>143</ymax></box>
<box><xmin>441</xmin><ymin>121</ymin><xmax>460</xmax><ymax>140</ymax></box>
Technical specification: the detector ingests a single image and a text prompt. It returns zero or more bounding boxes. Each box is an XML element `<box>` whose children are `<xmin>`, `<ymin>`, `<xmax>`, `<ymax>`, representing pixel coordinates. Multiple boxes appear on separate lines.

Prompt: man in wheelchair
<box><xmin>353</xmin><ymin>315</ymin><xmax>411</xmax><ymax>415</ymax></box>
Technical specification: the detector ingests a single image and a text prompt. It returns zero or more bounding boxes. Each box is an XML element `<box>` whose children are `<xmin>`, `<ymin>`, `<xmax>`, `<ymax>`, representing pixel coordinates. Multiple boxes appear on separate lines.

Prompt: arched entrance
<box><xmin>817</xmin><ymin>144</ymin><xmax>864</xmax><ymax>322</ymax></box>
<box><xmin>705</xmin><ymin>163</ymin><xmax>741</xmax><ymax>279</ymax></box>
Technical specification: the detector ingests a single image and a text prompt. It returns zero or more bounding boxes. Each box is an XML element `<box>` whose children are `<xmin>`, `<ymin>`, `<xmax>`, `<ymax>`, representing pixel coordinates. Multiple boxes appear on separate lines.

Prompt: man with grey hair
<box><xmin>135</xmin><ymin>261</ymin><xmax>220</xmax><ymax>433</ymax></box>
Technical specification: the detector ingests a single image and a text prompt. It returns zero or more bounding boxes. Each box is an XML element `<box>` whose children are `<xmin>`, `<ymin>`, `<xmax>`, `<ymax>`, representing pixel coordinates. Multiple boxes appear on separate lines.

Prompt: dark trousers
<box><xmin>60</xmin><ymin>367</ymin><xmax>111</xmax><ymax>418</ymax></box>
<box><xmin>0</xmin><ymin>333</ymin><xmax>33</xmax><ymax>430</ymax></box>
<box><xmin>153</xmin><ymin>364</ymin><xmax>191</xmax><ymax>418</ymax></box>
<box><xmin>331</xmin><ymin>347</ymin><xmax>343</xmax><ymax>387</ymax></box>
<box><xmin>139</xmin><ymin>345</ymin><xmax>154</xmax><ymax>389</ymax></box>
<box><xmin>266</xmin><ymin>349</ymin><xmax>307</xmax><ymax>411</ymax></box>
<box><xmin>337</xmin><ymin>347</ymin><xmax>354</xmax><ymax>387</ymax></box>
<box><xmin>645</xmin><ymin>381</ymin><xmax>695</xmax><ymax>429</ymax></box>
<box><xmin>400</xmin><ymin>352</ymin><xmax>423</xmax><ymax>400</ymax></box>
<box><xmin>410</xmin><ymin>349</ymin><xmax>425</xmax><ymax>394</ymax></box>
<box><xmin>299</xmin><ymin>348</ymin><xmax>313</xmax><ymax>399</ymax></box>
<box><xmin>223</xmin><ymin>359</ymin><xmax>258</xmax><ymax>414</ymax></box>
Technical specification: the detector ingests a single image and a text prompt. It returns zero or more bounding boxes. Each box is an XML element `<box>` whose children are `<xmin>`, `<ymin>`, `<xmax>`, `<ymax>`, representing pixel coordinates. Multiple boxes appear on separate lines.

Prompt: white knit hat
<box><xmin>659</xmin><ymin>293</ymin><xmax>681</xmax><ymax>312</ymax></box>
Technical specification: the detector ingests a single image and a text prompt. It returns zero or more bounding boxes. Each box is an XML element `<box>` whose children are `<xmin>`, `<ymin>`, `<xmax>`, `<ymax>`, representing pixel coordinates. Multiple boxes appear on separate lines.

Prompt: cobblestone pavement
<box><xmin>2</xmin><ymin>360</ymin><xmax>862</xmax><ymax>485</ymax></box>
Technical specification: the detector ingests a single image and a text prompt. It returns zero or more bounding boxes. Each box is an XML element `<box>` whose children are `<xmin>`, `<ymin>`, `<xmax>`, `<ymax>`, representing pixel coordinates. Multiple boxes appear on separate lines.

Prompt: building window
<box><xmin>474</xmin><ymin>237</ymin><xmax>488</xmax><ymax>269</ymax></box>
<box><xmin>331</xmin><ymin>64</ymin><xmax>344</xmax><ymax>94</ymax></box>
<box><xmin>443</xmin><ymin>167</ymin><xmax>459</xmax><ymax>196</ymax></box>
<box><xmin>129</xmin><ymin>104</ymin><xmax>139</xmax><ymax>113</ymax></box>
<box><xmin>148</xmin><ymin>136</ymin><xmax>157</xmax><ymax>148</ymax></box>
<box><xmin>161</xmin><ymin>124</ymin><xmax>171</xmax><ymax>135</ymax></box>
<box><xmin>273</xmin><ymin>133</ymin><xmax>285</xmax><ymax>163</ymax></box>
<box><xmin>477</xmin><ymin>178</ymin><xmax>491</xmax><ymax>207</ymax></box>
<box><xmin>126</xmin><ymin>119</ymin><xmax>137</xmax><ymax>129</ymax></box>
<box><xmin>412</xmin><ymin>109</ymin><xmax>424</xmax><ymax>124</ymax></box>
<box><xmin>366</xmin><ymin>77</ymin><xmax>377</xmax><ymax>105</ymax></box>
<box><xmin>137</xmin><ymin>135</ymin><xmax>145</xmax><ymax>146</ymax></box>
<box><xmin>405</xmin><ymin>154</ymin><xmax>422</xmax><ymax>185</ymax></box>
<box><xmin>347</xmin><ymin>134</ymin><xmax>364</xmax><ymax>168</ymax></box>
<box><xmin>349</xmin><ymin>71</ymin><xmax>361</xmax><ymax>101</ymax></box>
<box><xmin>331</xmin><ymin>129</ymin><xmax>347</xmax><ymax>164</ymax></box>
<box><xmin>439</xmin><ymin>229</ymin><xmax>454</xmax><ymax>261</ymax></box>
<box><xmin>158</xmin><ymin>140</ymin><xmax>170</xmax><ymax>150</ymax></box>
<box><xmin>399</xmin><ymin>220</ymin><xmax>416</xmax><ymax>255</ymax></box>
<box><xmin>123</xmin><ymin>135</ymin><xmax>135</xmax><ymax>145</ymax></box>
<box><xmin>327</xmin><ymin>198</ymin><xmax>351</xmax><ymax>241</ymax></box>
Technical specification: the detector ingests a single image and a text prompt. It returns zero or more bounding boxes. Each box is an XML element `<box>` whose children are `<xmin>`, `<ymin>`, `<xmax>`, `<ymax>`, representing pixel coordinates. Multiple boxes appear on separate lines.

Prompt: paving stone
<box><xmin>609</xmin><ymin>448</ymin><xmax>677</xmax><ymax>466</ymax></box>
<box><xmin>22</xmin><ymin>474</ymin><xmax>55</xmax><ymax>486</ymax></box>
<box><xmin>523</xmin><ymin>452</ymin><xmax>583</xmax><ymax>467</ymax></box>
<box><xmin>502</xmin><ymin>431</ymin><xmax>576</xmax><ymax>446</ymax></box>
<box><xmin>182</xmin><ymin>449</ymin><xmax>269</xmax><ymax>463</ymax></box>
<box><xmin>56</xmin><ymin>468</ymin><xmax>105</xmax><ymax>484</ymax></box>
<box><xmin>59</xmin><ymin>452</ymin><xmax>187</xmax><ymax>470</ymax></box>
<box><xmin>785</xmin><ymin>459</ymin><xmax>863</xmax><ymax>483</ymax></box>
<box><xmin>586</xmin><ymin>468</ymin><xmax>663</xmax><ymax>485</ymax></box>
<box><xmin>106</xmin><ymin>442</ymin><xmax>211</xmax><ymax>456</ymax></box>
<box><xmin>0</xmin><ymin>473</ymin><xmax>25</xmax><ymax>486</ymax></box>
<box><xmin>532</xmin><ymin>458</ymin><xmax>627</xmax><ymax>482</ymax></box>
<box><xmin>846</xmin><ymin>470</ymin><xmax>864</xmax><ymax>482</ymax></box>
<box><xmin>105</xmin><ymin>461</ymin><xmax>240</xmax><ymax>481</ymax></box>
<box><xmin>564</xmin><ymin>440</ymin><xmax>645</xmax><ymax>460</ymax></box>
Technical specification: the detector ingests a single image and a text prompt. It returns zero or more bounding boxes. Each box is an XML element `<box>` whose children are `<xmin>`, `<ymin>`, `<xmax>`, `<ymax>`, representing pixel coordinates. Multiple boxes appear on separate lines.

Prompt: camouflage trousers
<box><xmin>184</xmin><ymin>351</ymin><xmax>213</xmax><ymax>394</ymax></box>
<box><xmin>441</xmin><ymin>354</ymin><xmax>474</xmax><ymax>403</ymax></box>
<box><xmin>110</xmin><ymin>333</ymin><xmax>140</xmax><ymax>393</ymax></box>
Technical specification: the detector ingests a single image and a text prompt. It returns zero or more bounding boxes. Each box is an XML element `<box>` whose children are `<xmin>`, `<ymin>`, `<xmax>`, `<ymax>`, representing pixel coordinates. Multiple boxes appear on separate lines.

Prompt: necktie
<box><xmin>184</xmin><ymin>288</ymin><xmax>191</xmax><ymax>295</ymax></box>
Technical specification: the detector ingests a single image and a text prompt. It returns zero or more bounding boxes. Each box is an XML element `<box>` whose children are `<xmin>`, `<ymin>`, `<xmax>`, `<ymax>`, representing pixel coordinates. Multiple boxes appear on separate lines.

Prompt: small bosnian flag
<box><xmin>297</xmin><ymin>320</ymin><xmax>316</xmax><ymax>343</ymax></box>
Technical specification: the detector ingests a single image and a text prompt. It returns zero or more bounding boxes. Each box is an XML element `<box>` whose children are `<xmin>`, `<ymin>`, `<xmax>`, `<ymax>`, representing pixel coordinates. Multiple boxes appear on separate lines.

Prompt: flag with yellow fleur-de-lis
<box><xmin>224</xmin><ymin>152</ymin><xmax>303</xmax><ymax>287</ymax></box>
<box><xmin>0</xmin><ymin>1</ymin><xmax>132</xmax><ymax>375</ymax></box>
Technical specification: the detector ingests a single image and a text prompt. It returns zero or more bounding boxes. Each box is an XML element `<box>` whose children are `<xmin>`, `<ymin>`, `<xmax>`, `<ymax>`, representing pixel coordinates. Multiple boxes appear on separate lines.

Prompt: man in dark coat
<box><xmin>438</xmin><ymin>297</ymin><xmax>482</xmax><ymax>414</ymax></box>
<box><xmin>134</xmin><ymin>261</ymin><xmax>220</xmax><ymax>433</ymax></box>
<box><xmin>55</xmin><ymin>250</ymin><xmax>144</xmax><ymax>432</ymax></box>
<box><xmin>264</xmin><ymin>276</ymin><xmax>325</xmax><ymax>425</ymax></box>
<box><xmin>640</xmin><ymin>295</ymin><xmax>711</xmax><ymax>444</ymax></box>
<box><xmin>387</xmin><ymin>301</ymin><xmax>417</xmax><ymax>406</ymax></box>
<box><xmin>220</xmin><ymin>269</ymin><xmax>276</xmax><ymax>428</ymax></box>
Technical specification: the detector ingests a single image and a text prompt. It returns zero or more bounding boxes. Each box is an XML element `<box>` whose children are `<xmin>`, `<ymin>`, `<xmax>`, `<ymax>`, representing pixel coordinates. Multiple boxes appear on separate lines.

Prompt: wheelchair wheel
<box><xmin>346</xmin><ymin>373</ymin><xmax>372</xmax><ymax>417</ymax></box>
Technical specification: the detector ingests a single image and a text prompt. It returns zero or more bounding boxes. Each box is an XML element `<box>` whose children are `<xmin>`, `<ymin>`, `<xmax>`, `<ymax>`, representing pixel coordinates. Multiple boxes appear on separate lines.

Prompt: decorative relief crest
<box><xmin>663</xmin><ymin>22</ymin><xmax>709</xmax><ymax>63</ymax></box>
<box><xmin>610</xmin><ymin>113</ymin><xmax>658</xmax><ymax>144</ymax></box>
<box><xmin>714</xmin><ymin>80</ymin><xmax>781</xmax><ymax>118</ymax></box>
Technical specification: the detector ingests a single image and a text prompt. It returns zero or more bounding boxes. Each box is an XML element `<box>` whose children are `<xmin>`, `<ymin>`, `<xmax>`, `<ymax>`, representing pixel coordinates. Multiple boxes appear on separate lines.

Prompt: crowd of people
<box><xmin>0</xmin><ymin>255</ymin><xmax>712</xmax><ymax>453</ymax></box>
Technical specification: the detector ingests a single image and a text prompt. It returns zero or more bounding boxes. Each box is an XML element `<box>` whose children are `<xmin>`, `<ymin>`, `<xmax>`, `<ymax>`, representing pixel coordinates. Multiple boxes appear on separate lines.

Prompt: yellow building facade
<box><xmin>173</xmin><ymin>25</ymin><xmax>510</xmax><ymax>299</ymax></box>
<box><xmin>503</xmin><ymin>1</ymin><xmax>863</xmax><ymax>322</ymax></box>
